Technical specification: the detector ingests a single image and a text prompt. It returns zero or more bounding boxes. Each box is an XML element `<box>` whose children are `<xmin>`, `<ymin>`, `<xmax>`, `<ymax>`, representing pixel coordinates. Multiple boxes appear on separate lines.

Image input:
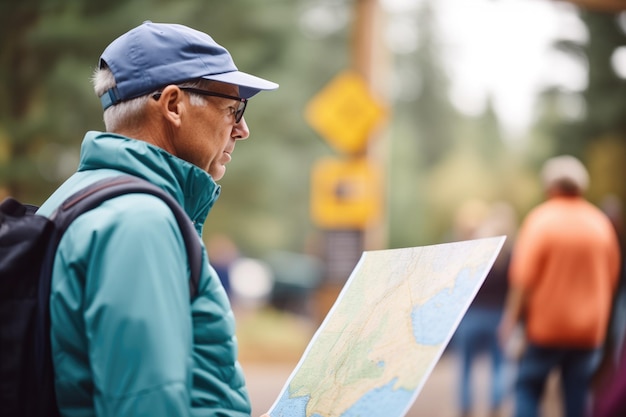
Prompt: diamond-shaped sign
<box><xmin>305</xmin><ymin>71</ymin><xmax>387</xmax><ymax>155</ymax></box>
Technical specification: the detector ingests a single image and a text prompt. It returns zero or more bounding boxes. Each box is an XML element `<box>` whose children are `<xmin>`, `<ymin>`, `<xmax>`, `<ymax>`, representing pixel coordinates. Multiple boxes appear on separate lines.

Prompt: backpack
<box><xmin>0</xmin><ymin>175</ymin><xmax>203</xmax><ymax>417</ymax></box>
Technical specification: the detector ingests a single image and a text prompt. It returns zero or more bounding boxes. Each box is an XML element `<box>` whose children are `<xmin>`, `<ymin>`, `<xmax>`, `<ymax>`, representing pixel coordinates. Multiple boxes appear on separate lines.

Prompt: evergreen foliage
<box><xmin>1</xmin><ymin>0</ymin><xmax>625</xmax><ymax>256</ymax></box>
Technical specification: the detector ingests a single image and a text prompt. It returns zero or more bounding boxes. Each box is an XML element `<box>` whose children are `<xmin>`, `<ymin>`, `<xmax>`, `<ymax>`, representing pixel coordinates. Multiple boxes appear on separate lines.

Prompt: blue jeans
<box><xmin>514</xmin><ymin>343</ymin><xmax>601</xmax><ymax>417</ymax></box>
<box><xmin>454</xmin><ymin>306</ymin><xmax>507</xmax><ymax>412</ymax></box>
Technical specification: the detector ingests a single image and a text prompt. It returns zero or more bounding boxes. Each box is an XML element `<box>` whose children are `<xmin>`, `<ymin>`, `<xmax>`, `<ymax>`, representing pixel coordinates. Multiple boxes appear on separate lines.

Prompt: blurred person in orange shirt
<box><xmin>499</xmin><ymin>155</ymin><xmax>621</xmax><ymax>417</ymax></box>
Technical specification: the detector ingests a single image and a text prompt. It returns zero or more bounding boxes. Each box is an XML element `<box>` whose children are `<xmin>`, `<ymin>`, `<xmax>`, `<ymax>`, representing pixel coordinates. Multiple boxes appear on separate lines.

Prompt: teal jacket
<box><xmin>37</xmin><ymin>131</ymin><xmax>251</xmax><ymax>417</ymax></box>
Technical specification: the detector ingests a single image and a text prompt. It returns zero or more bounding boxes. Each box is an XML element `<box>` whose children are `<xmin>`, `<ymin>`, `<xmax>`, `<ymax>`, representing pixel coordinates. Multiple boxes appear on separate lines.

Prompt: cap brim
<box><xmin>202</xmin><ymin>71</ymin><xmax>278</xmax><ymax>99</ymax></box>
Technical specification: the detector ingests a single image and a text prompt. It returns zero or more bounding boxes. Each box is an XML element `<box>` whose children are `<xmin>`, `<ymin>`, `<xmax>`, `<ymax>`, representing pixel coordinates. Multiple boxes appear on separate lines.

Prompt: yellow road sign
<box><xmin>311</xmin><ymin>156</ymin><xmax>383</xmax><ymax>229</ymax></box>
<box><xmin>305</xmin><ymin>71</ymin><xmax>387</xmax><ymax>155</ymax></box>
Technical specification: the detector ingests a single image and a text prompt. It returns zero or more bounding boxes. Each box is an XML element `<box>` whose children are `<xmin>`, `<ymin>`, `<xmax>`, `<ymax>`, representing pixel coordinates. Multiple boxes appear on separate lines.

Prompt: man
<box><xmin>499</xmin><ymin>155</ymin><xmax>620</xmax><ymax>417</ymax></box>
<box><xmin>36</xmin><ymin>22</ymin><xmax>278</xmax><ymax>416</ymax></box>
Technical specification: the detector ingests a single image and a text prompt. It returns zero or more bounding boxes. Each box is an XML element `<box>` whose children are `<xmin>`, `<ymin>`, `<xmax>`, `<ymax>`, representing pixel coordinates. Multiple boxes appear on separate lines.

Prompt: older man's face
<box><xmin>174</xmin><ymin>81</ymin><xmax>250</xmax><ymax>181</ymax></box>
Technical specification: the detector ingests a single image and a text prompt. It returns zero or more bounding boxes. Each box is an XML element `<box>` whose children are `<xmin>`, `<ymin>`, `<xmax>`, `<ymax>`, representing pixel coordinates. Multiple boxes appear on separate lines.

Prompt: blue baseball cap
<box><xmin>98</xmin><ymin>21</ymin><xmax>279</xmax><ymax>110</ymax></box>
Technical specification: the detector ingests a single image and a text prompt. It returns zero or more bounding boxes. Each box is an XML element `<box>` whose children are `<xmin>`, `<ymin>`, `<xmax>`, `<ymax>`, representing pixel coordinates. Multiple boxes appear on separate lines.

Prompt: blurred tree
<box><xmin>386</xmin><ymin>1</ymin><xmax>462</xmax><ymax>248</ymax></box>
<box><xmin>200</xmin><ymin>0</ymin><xmax>351</xmax><ymax>256</ymax></box>
<box><xmin>404</xmin><ymin>2</ymin><xmax>457</xmax><ymax>168</ymax></box>
<box><xmin>0</xmin><ymin>0</ymin><xmax>141</xmax><ymax>201</ymax></box>
<box><xmin>0</xmin><ymin>0</ymin><xmax>351</xmax><ymax>256</ymax></box>
<box><xmin>538</xmin><ymin>9</ymin><xmax>626</xmax><ymax>219</ymax></box>
<box><xmin>552</xmin><ymin>11</ymin><xmax>626</xmax><ymax>156</ymax></box>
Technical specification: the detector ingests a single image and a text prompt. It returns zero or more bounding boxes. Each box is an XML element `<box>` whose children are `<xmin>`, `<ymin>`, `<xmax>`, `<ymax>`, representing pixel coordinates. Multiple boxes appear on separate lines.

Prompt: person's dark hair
<box><xmin>552</xmin><ymin>178</ymin><xmax>583</xmax><ymax>196</ymax></box>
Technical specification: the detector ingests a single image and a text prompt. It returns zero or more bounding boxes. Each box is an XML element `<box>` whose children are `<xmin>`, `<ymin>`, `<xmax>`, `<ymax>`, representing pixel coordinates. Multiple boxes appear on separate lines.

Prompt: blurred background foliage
<box><xmin>1</xmin><ymin>0</ymin><xmax>626</xmax><ymax>261</ymax></box>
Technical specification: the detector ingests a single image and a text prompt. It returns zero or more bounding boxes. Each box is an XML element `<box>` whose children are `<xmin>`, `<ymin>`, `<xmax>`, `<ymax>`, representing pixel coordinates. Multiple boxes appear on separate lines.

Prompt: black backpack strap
<box><xmin>51</xmin><ymin>175</ymin><xmax>202</xmax><ymax>299</ymax></box>
<box><xmin>34</xmin><ymin>175</ymin><xmax>203</xmax><ymax>416</ymax></box>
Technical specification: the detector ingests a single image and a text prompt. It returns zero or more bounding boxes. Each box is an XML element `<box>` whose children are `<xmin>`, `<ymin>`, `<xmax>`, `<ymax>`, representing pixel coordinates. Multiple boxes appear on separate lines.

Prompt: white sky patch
<box><xmin>611</xmin><ymin>46</ymin><xmax>626</xmax><ymax>78</ymax></box>
<box><xmin>381</xmin><ymin>0</ymin><xmax>588</xmax><ymax>139</ymax></box>
<box><xmin>434</xmin><ymin>0</ymin><xmax>588</xmax><ymax>139</ymax></box>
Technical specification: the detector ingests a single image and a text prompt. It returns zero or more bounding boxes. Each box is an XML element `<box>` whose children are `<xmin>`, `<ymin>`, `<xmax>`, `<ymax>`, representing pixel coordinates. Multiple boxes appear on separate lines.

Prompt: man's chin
<box><xmin>210</xmin><ymin>166</ymin><xmax>226</xmax><ymax>181</ymax></box>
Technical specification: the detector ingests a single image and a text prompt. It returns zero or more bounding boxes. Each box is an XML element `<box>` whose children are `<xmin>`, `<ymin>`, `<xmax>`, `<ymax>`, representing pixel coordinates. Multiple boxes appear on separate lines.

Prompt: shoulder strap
<box><xmin>51</xmin><ymin>175</ymin><xmax>202</xmax><ymax>300</ymax></box>
<box><xmin>33</xmin><ymin>175</ymin><xmax>203</xmax><ymax>416</ymax></box>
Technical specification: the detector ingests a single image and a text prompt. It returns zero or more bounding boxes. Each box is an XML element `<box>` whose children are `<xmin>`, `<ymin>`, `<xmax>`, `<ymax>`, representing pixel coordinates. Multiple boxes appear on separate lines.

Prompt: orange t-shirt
<box><xmin>509</xmin><ymin>196</ymin><xmax>620</xmax><ymax>348</ymax></box>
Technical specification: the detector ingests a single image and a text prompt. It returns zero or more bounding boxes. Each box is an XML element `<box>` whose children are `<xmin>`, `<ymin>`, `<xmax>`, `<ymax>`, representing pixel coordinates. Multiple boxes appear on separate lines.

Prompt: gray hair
<box><xmin>541</xmin><ymin>155</ymin><xmax>589</xmax><ymax>196</ymax></box>
<box><xmin>92</xmin><ymin>66</ymin><xmax>208</xmax><ymax>132</ymax></box>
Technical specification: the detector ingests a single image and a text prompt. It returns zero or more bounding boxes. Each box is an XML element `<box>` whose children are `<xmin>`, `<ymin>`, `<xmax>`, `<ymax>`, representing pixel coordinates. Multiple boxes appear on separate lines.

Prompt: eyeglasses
<box><xmin>152</xmin><ymin>87</ymin><xmax>248</xmax><ymax>123</ymax></box>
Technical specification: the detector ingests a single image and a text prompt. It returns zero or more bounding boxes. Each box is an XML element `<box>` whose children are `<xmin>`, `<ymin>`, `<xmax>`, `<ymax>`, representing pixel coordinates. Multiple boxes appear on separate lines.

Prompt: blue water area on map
<box><xmin>411</xmin><ymin>268</ymin><xmax>477</xmax><ymax>345</ymax></box>
<box><xmin>272</xmin><ymin>378</ymin><xmax>413</xmax><ymax>417</ymax></box>
<box><xmin>271</xmin><ymin>389</ymin><xmax>309</xmax><ymax>417</ymax></box>
<box><xmin>340</xmin><ymin>378</ymin><xmax>413</xmax><ymax>417</ymax></box>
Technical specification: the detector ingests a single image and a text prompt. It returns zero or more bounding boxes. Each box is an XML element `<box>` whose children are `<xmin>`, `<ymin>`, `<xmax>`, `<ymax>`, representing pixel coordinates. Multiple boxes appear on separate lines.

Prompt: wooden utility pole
<box><xmin>353</xmin><ymin>0</ymin><xmax>377</xmax><ymax>82</ymax></box>
<box><xmin>352</xmin><ymin>0</ymin><xmax>390</xmax><ymax>251</ymax></box>
<box><xmin>312</xmin><ymin>0</ymin><xmax>391</xmax><ymax>323</ymax></box>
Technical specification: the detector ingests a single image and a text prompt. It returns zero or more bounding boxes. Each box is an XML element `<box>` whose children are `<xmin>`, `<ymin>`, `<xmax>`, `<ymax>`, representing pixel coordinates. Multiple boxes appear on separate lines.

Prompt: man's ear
<box><xmin>156</xmin><ymin>85</ymin><xmax>185</xmax><ymax>127</ymax></box>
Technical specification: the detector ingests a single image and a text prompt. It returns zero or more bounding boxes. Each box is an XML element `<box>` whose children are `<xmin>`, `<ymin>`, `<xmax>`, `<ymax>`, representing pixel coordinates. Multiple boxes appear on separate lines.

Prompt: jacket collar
<box><xmin>78</xmin><ymin>131</ymin><xmax>220</xmax><ymax>227</ymax></box>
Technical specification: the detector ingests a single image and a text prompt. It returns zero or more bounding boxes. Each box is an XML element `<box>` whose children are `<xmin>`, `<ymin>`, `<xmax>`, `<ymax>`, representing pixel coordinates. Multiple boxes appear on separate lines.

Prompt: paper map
<box><xmin>267</xmin><ymin>236</ymin><xmax>505</xmax><ymax>417</ymax></box>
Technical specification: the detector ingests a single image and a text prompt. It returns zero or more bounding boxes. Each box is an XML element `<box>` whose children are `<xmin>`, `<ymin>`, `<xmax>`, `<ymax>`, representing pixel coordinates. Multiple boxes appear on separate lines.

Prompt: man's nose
<box><xmin>233</xmin><ymin>117</ymin><xmax>250</xmax><ymax>140</ymax></box>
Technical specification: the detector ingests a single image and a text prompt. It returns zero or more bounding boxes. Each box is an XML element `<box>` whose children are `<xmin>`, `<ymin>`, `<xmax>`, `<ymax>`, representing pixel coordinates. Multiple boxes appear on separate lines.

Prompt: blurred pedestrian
<box><xmin>207</xmin><ymin>233</ymin><xmax>240</xmax><ymax>298</ymax></box>
<box><xmin>36</xmin><ymin>22</ymin><xmax>278</xmax><ymax>416</ymax></box>
<box><xmin>499</xmin><ymin>155</ymin><xmax>621</xmax><ymax>417</ymax></box>
<box><xmin>592</xmin><ymin>194</ymin><xmax>626</xmax><ymax>417</ymax></box>
<box><xmin>454</xmin><ymin>201</ymin><xmax>517</xmax><ymax>417</ymax></box>
<box><xmin>592</xmin><ymin>343</ymin><xmax>626</xmax><ymax>417</ymax></box>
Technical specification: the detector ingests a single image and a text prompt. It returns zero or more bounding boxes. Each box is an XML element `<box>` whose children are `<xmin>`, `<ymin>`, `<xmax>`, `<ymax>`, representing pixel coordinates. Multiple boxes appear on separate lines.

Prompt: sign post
<box><xmin>306</xmin><ymin>0</ymin><xmax>389</xmax><ymax>322</ymax></box>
